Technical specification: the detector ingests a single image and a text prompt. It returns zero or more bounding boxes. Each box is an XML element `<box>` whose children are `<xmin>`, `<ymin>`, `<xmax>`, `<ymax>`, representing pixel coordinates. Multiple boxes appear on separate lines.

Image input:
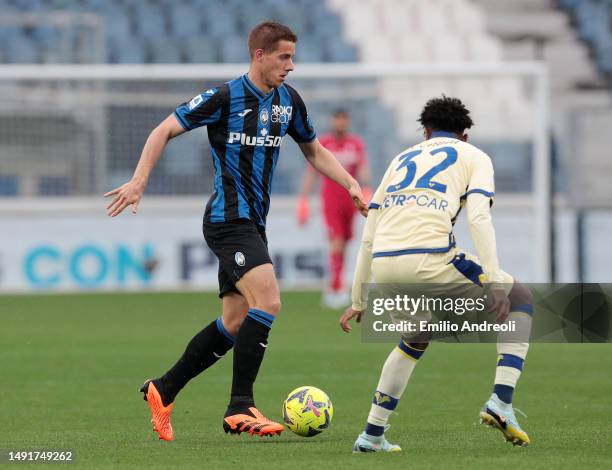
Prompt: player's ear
<box><xmin>461</xmin><ymin>133</ymin><xmax>468</xmax><ymax>142</ymax></box>
<box><xmin>254</xmin><ymin>48</ymin><xmax>265</xmax><ymax>62</ymax></box>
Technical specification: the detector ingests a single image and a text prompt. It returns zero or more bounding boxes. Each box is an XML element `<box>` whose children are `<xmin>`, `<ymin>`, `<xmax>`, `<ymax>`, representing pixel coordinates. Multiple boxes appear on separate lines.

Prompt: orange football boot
<box><xmin>140</xmin><ymin>380</ymin><xmax>174</xmax><ymax>441</ymax></box>
<box><xmin>223</xmin><ymin>407</ymin><xmax>284</xmax><ymax>437</ymax></box>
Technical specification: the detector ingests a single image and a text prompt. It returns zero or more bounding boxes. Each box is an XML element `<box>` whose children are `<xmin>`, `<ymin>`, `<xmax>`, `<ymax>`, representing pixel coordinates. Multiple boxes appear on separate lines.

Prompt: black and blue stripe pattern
<box><xmin>247</xmin><ymin>308</ymin><xmax>275</xmax><ymax>329</ymax></box>
<box><xmin>175</xmin><ymin>74</ymin><xmax>316</xmax><ymax>227</ymax></box>
<box><xmin>215</xmin><ymin>317</ymin><xmax>235</xmax><ymax>344</ymax></box>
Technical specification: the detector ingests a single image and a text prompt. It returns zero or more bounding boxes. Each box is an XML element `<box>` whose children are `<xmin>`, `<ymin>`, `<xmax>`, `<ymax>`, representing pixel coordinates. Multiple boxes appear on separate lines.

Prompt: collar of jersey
<box><xmin>242</xmin><ymin>74</ymin><xmax>275</xmax><ymax>100</ymax></box>
<box><xmin>429</xmin><ymin>130</ymin><xmax>458</xmax><ymax>139</ymax></box>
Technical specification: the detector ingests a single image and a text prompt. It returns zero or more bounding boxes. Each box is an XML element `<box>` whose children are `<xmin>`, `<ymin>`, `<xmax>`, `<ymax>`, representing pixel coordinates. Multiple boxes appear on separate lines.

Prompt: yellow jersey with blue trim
<box><xmin>368</xmin><ymin>132</ymin><xmax>495</xmax><ymax>257</ymax></box>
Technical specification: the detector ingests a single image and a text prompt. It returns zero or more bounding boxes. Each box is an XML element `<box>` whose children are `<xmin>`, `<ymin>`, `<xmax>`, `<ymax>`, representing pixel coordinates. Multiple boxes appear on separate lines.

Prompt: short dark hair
<box><xmin>332</xmin><ymin>108</ymin><xmax>349</xmax><ymax>118</ymax></box>
<box><xmin>418</xmin><ymin>95</ymin><xmax>474</xmax><ymax>134</ymax></box>
<box><xmin>248</xmin><ymin>21</ymin><xmax>297</xmax><ymax>58</ymax></box>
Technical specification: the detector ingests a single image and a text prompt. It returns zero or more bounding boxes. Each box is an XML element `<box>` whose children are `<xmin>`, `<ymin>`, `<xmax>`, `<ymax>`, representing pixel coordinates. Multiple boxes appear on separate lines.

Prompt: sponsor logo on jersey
<box><xmin>271</xmin><ymin>105</ymin><xmax>292</xmax><ymax>124</ymax></box>
<box><xmin>238</xmin><ymin>108</ymin><xmax>252</xmax><ymax>117</ymax></box>
<box><xmin>227</xmin><ymin>131</ymin><xmax>283</xmax><ymax>147</ymax></box>
<box><xmin>382</xmin><ymin>193</ymin><xmax>449</xmax><ymax>211</ymax></box>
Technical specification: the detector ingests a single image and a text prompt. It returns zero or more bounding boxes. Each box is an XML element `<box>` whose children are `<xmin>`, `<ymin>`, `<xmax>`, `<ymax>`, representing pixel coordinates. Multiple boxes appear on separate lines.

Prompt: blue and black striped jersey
<box><xmin>174</xmin><ymin>74</ymin><xmax>316</xmax><ymax>226</ymax></box>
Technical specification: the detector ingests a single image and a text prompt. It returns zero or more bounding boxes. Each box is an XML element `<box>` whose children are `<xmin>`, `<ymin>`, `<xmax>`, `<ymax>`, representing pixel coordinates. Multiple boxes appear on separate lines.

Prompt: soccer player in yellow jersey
<box><xmin>340</xmin><ymin>96</ymin><xmax>533</xmax><ymax>452</ymax></box>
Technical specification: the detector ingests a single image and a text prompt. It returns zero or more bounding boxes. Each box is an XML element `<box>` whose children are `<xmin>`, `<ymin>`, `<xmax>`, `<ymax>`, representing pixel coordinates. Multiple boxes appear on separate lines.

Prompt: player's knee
<box><xmin>223</xmin><ymin>315</ymin><xmax>245</xmax><ymax>337</ymax></box>
<box><xmin>254</xmin><ymin>297</ymin><xmax>282</xmax><ymax>316</ymax></box>
<box><xmin>509</xmin><ymin>281</ymin><xmax>534</xmax><ymax>315</ymax></box>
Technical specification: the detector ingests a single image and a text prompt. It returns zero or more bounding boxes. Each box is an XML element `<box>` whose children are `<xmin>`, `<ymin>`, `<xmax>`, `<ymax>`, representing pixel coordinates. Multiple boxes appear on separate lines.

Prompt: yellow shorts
<box><xmin>371</xmin><ymin>246</ymin><xmax>514</xmax><ymax>290</ymax></box>
<box><xmin>370</xmin><ymin>248</ymin><xmax>518</xmax><ymax>343</ymax></box>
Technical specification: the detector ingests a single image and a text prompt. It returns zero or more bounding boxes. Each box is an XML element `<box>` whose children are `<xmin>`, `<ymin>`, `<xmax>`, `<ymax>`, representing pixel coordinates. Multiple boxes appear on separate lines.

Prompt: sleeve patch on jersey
<box><xmin>188</xmin><ymin>94</ymin><xmax>203</xmax><ymax>110</ymax></box>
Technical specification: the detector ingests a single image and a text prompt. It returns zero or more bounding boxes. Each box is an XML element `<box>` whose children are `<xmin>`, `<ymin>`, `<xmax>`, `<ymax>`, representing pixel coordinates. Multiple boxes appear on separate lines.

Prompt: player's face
<box><xmin>331</xmin><ymin>114</ymin><xmax>350</xmax><ymax>135</ymax></box>
<box><xmin>261</xmin><ymin>40</ymin><xmax>296</xmax><ymax>89</ymax></box>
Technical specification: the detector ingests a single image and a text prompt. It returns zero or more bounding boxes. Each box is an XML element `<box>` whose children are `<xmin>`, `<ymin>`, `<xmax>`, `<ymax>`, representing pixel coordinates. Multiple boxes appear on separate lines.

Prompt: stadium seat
<box><xmin>196</xmin><ymin>1</ymin><xmax>239</xmax><ymax>38</ymax></box>
<box><xmin>310</xmin><ymin>12</ymin><xmax>342</xmax><ymax>37</ymax></box>
<box><xmin>327</xmin><ymin>41</ymin><xmax>358</xmax><ymax>62</ymax></box>
<box><xmin>10</xmin><ymin>0</ymin><xmax>43</xmax><ymax>10</ymax></box>
<box><xmin>296</xmin><ymin>39</ymin><xmax>325</xmax><ymax>62</ymax></box>
<box><xmin>133</xmin><ymin>5</ymin><xmax>167</xmax><ymax>39</ymax></box>
<box><xmin>397</xmin><ymin>35</ymin><xmax>431</xmax><ymax>63</ymax></box>
<box><xmin>108</xmin><ymin>38</ymin><xmax>145</xmax><ymax>63</ymax></box>
<box><xmin>104</xmin><ymin>9</ymin><xmax>132</xmax><ymax>42</ymax></box>
<box><xmin>219</xmin><ymin>36</ymin><xmax>249</xmax><ymax>63</ymax></box>
<box><xmin>431</xmin><ymin>34</ymin><xmax>469</xmax><ymax>62</ymax></box>
<box><xmin>543</xmin><ymin>41</ymin><xmax>600</xmax><ymax>84</ymax></box>
<box><xmin>452</xmin><ymin>2</ymin><xmax>487</xmax><ymax>34</ymax></box>
<box><xmin>359</xmin><ymin>36</ymin><xmax>398</xmax><ymax>62</ymax></box>
<box><xmin>38</xmin><ymin>176</ymin><xmax>70</xmax><ymax>196</ymax></box>
<box><xmin>168</xmin><ymin>4</ymin><xmax>202</xmax><ymax>39</ymax></box>
<box><xmin>501</xmin><ymin>39</ymin><xmax>539</xmax><ymax>61</ymax></box>
<box><xmin>183</xmin><ymin>37</ymin><xmax>219</xmax><ymax>63</ymax></box>
<box><xmin>149</xmin><ymin>39</ymin><xmax>183</xmax><ymax>63</ymax></box>
<box><xmin>467</xmin><ymin>34</ymin><xmax>503</xmax><ymax>61</ymax></box>
<box><xmin>0</xmin><ymin>176</ymin><xmax>19</xmax><ymax>196</ymax></box>
<box><xmin>5</xmin><ymin>35</ymin><xmax>39</xmax><ymax>63</ymax></box>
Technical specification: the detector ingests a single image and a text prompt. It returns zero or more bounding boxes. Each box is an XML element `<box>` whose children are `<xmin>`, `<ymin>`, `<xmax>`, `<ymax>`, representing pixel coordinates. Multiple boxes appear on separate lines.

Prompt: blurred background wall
<box><xmin>0</xmin><ymin>0</ymin><xmax>610</xmax><ymax>292</ymax></box>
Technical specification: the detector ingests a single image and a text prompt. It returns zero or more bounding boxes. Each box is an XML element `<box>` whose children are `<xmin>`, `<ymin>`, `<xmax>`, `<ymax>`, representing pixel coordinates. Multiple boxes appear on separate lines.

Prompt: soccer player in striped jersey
<box><xmin>105</xmin><ymin>21</ymin><xmax>366</xmax><ymax>441</ymax></box>
<box><xmin>340</xmin><ymin>96</ymin><xmax>533</xmax><ymax>451</ymax></box>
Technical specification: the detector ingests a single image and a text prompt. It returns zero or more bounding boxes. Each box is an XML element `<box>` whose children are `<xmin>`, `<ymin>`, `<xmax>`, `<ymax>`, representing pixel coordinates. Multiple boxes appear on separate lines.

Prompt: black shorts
<box><xmin>203</xmin><ymin>219</ymin><xmax>272</xmax><ymax>298</ymax></box>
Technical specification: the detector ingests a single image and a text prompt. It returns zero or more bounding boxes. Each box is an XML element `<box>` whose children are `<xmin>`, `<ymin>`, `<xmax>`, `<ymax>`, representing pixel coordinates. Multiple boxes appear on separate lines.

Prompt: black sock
<box><xmin>158</xmin><ymin>318</ymin><xmax>234</xmax><ymax>406</ymax></box>
<box><xmin>228</xmin><ymin>309</ymin><xmax>275</xmax><ymax>411</ymax></box>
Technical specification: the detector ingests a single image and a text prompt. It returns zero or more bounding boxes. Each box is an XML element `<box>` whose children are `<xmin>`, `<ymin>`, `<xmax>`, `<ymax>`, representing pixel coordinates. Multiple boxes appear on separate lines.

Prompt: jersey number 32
<box><xmin>387</xmin><ymin>146</ymin><xmax>457</xmax><ymax>194</ymax></box>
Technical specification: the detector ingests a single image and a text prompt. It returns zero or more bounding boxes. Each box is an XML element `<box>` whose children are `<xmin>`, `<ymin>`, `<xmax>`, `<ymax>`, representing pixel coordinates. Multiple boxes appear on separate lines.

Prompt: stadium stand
<box><xmin>559</xmin><ymin>0</ymin><xmax>612</xmax><ymax>75</ymax></box>
<box><xmin>474</xmin><ymin>0</ymin><xmax>612</xmax><ymax>204</ymax></box>
<box><xmin>0</xmin><ymin>0</ymin><xmax>610</xmax><ymax>198</ymax></box>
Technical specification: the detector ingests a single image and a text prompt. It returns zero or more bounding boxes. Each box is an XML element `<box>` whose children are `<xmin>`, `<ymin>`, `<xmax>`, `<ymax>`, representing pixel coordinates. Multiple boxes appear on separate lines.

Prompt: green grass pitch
<box><xmin>2</xmin><ymin>292</ymin><xmax>611</xmax><ymax>469</ymax></box>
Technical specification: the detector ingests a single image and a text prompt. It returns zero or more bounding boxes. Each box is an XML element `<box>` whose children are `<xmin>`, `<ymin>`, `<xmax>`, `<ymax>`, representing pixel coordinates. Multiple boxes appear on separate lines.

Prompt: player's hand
<box><xmin>348</xmin><ymin>180</ymin><xmax>368</xmax><ymax>217</ymax></box>
<box><xmin>339</xmin><ymin>307</ymin><xmax>363</xmax><ymax>333</ymax></box>
<box><xmin>489</xmin><ymin>287</ymin><xmax>511</xmax><ymax>323</ymax></box>
<box><xmin>104</xmin><ymin>179</ymin><xmax>145</xmax><ymax>217</ymax></box>
<box><xmin>297</xmin><ymin>197</ymin><xmax>310</xmax><ymax>226</ymax></box>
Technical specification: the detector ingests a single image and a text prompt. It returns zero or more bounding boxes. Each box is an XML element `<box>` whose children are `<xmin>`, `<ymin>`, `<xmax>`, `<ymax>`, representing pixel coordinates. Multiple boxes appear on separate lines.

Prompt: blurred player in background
<box><xmin>298</xmin><ymin>109</ymin><xmax>371</xmax><ymax>308</ymax></box>
<box><xmin>105</xmin><ymin>21</ymin><xmax>365</xmax><ymax>441</ymax></box>
<box><xmin>340</xmin><ymin>97</ymin><xmax>533</xmax><ymax>452</ymax></box>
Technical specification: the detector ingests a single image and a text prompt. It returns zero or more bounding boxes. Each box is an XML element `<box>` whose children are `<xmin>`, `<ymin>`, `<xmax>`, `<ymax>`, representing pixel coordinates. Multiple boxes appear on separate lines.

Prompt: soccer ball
<box><xmin>282</xmin><ymin>386</ymin><xmax>333</xmax><ymax>437</ymax></box>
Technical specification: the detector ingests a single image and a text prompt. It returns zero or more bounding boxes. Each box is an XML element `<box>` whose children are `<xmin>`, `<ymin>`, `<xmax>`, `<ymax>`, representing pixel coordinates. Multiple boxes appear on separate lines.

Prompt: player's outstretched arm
<box><xmin>298</xmin><ymin>139</ymin><xmax>367</xmax><ymax>216</ymax></box>
<box><xmin>104</xmin><ymin>114</ymin><xmax>185</xmax><ymax>217</ymax></box>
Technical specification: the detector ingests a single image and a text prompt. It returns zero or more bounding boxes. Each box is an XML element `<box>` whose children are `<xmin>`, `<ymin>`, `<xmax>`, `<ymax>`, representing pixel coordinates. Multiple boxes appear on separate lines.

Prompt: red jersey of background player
<box><xmin>319</xmin><ymin>133</ymin><xmax>367</xmax><ymax>205</ymax></box>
